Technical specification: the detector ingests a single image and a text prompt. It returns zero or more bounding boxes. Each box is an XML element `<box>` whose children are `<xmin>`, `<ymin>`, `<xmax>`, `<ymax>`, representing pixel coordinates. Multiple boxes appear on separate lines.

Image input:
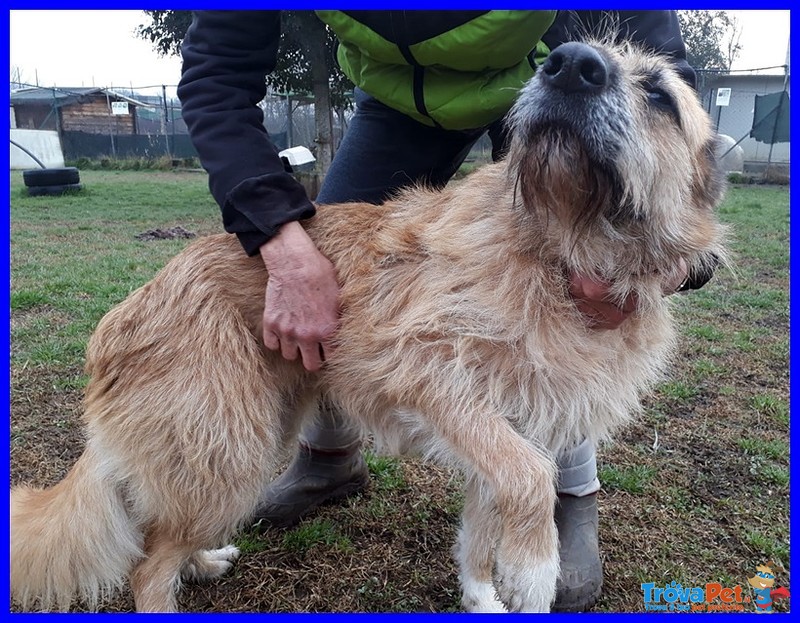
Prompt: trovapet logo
<box><xmin>641</xmin><ymin>581</ymin><xmax>749</xmax><ymax>612</ymax></box>
<box><xmin>641</xmin><ymin>561</ymin><xmax>790</xmax><ymax>613</ymax></box>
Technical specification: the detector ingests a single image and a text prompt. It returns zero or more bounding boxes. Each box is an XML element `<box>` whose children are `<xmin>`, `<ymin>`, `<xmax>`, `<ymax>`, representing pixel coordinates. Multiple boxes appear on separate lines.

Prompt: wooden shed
<box><xmin>10</xmin><ymin>87</ymin><xmax>152</xmax><ymax>136</ymax></box>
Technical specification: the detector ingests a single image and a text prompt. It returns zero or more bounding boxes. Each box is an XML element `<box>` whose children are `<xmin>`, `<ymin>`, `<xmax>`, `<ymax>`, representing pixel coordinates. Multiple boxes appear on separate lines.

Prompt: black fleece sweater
<box><xmin>178</xmin><ymin>10</ymin><xmax>695</xmax><ymax>257</ymax></box>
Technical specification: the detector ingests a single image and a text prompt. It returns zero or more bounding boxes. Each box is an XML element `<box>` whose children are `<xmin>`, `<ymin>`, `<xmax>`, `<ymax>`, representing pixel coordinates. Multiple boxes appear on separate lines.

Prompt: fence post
<box><xmin>51</xmin><ymin>88</ymin><xmax>61</xmax><ymax>135</ymax></box>
<box><xmin>162</xmin><ymin>85</ymin><xmax>171</xmax><ymax>158</ymax></box>
<box><xmin>286</xmin><ymin>93</ymin><xmax>294</xmax><ymax>147</ymax></box>
<box><xmin>105</xmin><ymin>90</ymin><xmax>117</xmax><ymax>159</ymax></box>
<box><xmin>171</xmin><ymin>99</ymin><xmax>177</xmax><ymax>160</ymax></box>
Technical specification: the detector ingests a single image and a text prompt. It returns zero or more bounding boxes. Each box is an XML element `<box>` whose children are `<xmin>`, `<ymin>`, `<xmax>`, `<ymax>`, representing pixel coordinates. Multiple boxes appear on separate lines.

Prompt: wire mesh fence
<box><xmin>695</xmin><ymin>65</ymin><xmax>790</xmax><ymax>172</ymax></box>
<box><xmin>10</xmin><ymin>65</ymin><xmax>790</xmax><ymax>173</ymax></box>
<box><xmin>9</xmin><ymin>81</ymin><xmax>354</xmax><ymax>164</ymax></box>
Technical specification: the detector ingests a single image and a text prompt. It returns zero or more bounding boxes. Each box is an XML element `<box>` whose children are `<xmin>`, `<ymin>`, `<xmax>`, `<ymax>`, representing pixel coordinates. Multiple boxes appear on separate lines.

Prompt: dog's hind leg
<box><xmin>181</xmin><ymin>545</ymin><xmax>241</xmax><ymax>583</ymax></box>
<box><xmin>456</xmin><ymin>474</ymin><xmax>506</xmax><ymax>613</ymax></box>
<box><xmin>129</xmin><ymin>532</ymin><xmax>195</xmax><ymax>613</ymax></box>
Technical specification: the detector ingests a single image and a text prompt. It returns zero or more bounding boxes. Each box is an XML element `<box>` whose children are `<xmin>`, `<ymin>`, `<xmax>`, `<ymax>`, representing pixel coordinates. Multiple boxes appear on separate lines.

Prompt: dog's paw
<box><xmin>493</xmin><ymin>554</ymin><xmax>558</xmax><ymax>613</ymax></box>
<box><xmin>181</xmin><ymin>545</ymin><xmax>241</xmax><ymax>582</ymax></box>
<box><xmin>461</xmin><ymin>578</ymin><xmax>508</xmax><ymax>613</ymax></box>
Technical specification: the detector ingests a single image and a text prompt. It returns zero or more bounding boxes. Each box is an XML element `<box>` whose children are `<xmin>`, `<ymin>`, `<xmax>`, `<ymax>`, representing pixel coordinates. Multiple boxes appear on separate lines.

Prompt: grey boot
<box><xmin>552</xmin><ymin>493</ymin><xmax>603</xmax><ymax>612</ymax></box>
<box><xmin>253</xmin><ymin>443</ymin><xmax>369</xmax><ymax>529</ymax></box>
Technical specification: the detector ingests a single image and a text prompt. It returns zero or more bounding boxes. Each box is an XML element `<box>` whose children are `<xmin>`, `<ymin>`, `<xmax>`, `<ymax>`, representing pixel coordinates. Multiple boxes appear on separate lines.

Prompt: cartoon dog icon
<box><xmin>748</xmin><ymin>562</ymin><xmax>790</xmax><ymax>612</ymax></box>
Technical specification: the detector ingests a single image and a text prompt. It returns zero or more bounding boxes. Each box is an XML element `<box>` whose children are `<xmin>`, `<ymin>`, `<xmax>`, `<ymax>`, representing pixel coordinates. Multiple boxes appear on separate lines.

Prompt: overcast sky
<box><xmin>9</xmin><ymin>9</ymin><xmax>792</xmax><ymax>95</ymax></box>
<box><xmin>10</xmin><ymin>11</ymin><xmax>185</xmax><ymax>92</ymax></box>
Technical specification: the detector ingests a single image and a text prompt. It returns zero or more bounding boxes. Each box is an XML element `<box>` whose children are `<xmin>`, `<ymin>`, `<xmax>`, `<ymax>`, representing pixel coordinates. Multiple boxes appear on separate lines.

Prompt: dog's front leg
<box><xmin>456</xmin><ymin>473</ymin><xmax>507</xmax><ymax>612</ymax></box>
<box><xmin>423</xmin><ymin>400</ymin><xmax>559</xmax><ymax>612</ymax></box>
<box><xmin>491</xmin><ymin>465</ymin><xmax>560</xmax><ymax>613</ymax></box>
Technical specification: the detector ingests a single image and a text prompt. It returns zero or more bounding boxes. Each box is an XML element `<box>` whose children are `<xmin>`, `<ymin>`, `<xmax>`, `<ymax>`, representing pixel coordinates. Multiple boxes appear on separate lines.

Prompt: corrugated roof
<box><xmin>10</xmin><ymin>87</ymin><xmax>153</xmax><ymax>108</ymax></box>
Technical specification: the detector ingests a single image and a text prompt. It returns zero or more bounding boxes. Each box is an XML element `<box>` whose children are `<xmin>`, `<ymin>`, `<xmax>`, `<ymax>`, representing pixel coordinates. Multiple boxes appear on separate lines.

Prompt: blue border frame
<box><xmin>788</xmin><ymin>8</ymin><xmax>797</xmax><ymax>617</ymax></box>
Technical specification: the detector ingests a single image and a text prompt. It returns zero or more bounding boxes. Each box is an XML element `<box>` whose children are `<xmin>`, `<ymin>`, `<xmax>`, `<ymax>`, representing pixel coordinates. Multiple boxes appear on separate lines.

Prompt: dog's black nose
<box><xmin>540</xmin><ymin>42</ymin><xmax>609</xmax><ymax>93</ymax></box>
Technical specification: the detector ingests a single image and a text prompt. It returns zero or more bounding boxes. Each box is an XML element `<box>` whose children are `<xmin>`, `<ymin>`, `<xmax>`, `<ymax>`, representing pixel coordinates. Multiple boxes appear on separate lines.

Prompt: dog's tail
<box><xmin>11</xmin><ymin>443</ymin><xmax>143</xmax><ymax>611</ymax></box>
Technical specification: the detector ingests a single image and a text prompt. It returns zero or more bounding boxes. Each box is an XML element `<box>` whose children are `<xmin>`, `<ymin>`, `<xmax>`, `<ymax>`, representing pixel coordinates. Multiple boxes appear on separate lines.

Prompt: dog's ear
<box><xmin>692</xmin><ymin>134</ymin><xmax>728</xmax><ymax>212</ymax></box>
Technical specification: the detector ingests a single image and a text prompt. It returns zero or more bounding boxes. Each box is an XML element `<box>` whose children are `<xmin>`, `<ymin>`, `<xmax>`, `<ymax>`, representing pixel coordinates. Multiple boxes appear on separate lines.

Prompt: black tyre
<box><xmin>26</xmin><ymin>183</ymin><xmax>83</xmax><ymax>197</ymax></box>
<box><xmin>23</xmin><ymin>167</ymin><xmax>81</xmax><ymax>187</ymax></box>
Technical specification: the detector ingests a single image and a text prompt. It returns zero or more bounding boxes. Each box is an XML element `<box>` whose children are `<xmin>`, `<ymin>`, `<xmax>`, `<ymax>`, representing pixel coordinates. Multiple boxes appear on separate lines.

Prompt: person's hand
<box><xmin>569</xmin><ymin>259</ymin><xmax>689</xmax><ymax>331</ymax></box>
<box><xmin>259</xmin><ymin>221</ymin><xmax>340</xmax><ymax>372</ymax></box>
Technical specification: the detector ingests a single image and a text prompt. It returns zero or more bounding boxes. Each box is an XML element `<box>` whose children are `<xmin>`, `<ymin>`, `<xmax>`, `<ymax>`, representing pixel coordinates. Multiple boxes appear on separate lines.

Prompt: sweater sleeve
<box><xmin>177</xmin><ymin>10</ymin><xmax>316</xmax><ymax>256</ymax></box>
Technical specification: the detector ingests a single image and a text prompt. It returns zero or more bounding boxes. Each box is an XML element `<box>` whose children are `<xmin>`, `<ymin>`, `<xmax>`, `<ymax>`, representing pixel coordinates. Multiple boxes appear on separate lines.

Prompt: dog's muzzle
<box><xmin>512</xmin><ymin>41</ymin><xmax>627</xmax><ymax>168</ymax></box>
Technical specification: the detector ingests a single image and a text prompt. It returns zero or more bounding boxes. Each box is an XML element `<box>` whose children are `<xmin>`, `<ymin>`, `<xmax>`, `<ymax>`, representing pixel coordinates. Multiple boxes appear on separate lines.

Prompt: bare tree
<box><xmin>678</xmin><ymin>10</ymin><xmax>742</xmax><ymax>71</ymax></box>
<box><xmin>137</xmin><ymin>10</ymin><xmax>353</xmax><ymax>176</ymax></box>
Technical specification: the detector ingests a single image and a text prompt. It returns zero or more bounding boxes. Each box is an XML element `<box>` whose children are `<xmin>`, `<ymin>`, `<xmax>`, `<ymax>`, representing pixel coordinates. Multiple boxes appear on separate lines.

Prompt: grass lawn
<box><xmin>9</xmin><ymin>170</ymin><xmax>790</xmax><ymax>612</ymax></box>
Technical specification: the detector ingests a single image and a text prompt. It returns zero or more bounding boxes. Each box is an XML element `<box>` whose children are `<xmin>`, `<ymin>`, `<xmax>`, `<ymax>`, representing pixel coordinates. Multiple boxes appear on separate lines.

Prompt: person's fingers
<box><xmin>263</xmin><ymin>329</ymin><xmax>280</xmax><ymax>351</ymax></box>
<box><xmin>298</xmin><ymin>341</ymin><xmax>324</xmax><ymax>372</ymax></box>
<box><xmin>279</xmin><ymin>338</ymin><xmax>300</xmax><ymax>362</ymax></box>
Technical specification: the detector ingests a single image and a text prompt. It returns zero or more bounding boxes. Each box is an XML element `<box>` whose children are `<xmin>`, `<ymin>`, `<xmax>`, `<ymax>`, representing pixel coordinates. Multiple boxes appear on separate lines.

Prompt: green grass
<box><xmin>360</xmin><ymin>452</ymin><xmax>408</xmax><ymax>518</ymax></box>
<box><xmin>739</xmin><ymin>436</ymin><xmax>790</xmax><ymax>489</ymax></box>
<box><xmin>684</xmin><ymin>324</ymin><xmax>725</xmax><ymax>341</ymax></box>
<box><xmin>10</xmin><ymin>170</ymin><xmax>220</xmax><ymax>369</ymax></box>
<box><xmin>10</xmin><ymin>290</ymin><xmax>49</xmax><ymax>310</ymax></box>
<box><xmin>598</xmin><ymin>465</ymin><xmax>657</xmax><ymax>494</ymax></box>
<box><xmin>9</xmin><ymin>174</ymin><xmax>790</xmax><ymax>613</ymax></box>
<box><xmin>742</xmin><ymin>529</ymin><xmax>790</xmax><ymax>563</ymax></box>
<box><xmin>364</xmin><ymin>450</ymin><xmax>407</xmax><ymax>493</ymax></box>
<box><xmin>657</xmin><ymin>381</ymin><xmax>698</xmax><ymax>402</ymax></box>
<box><xmin>237</xmin><ymin>517</ymin><xmax>355</xmax><ymax>556</ymax></box>
<box><xmin>281</xmin><ymin>518</ymin><xmax>353</xmax><ymax>553</ymax></box>
<box><xmin>749</xmin><ymin>394</ymin><xmax>789</xmax><ymax>427</ymax></box>
<box><xmin>234</xmin><ymin>528</ymin><xmax>273</xmax><ymax>555</ymax></box>
<box><xmin>736</xmin><ymin>438</ymin><xmax>789</xmax><ymax>463</ymax></box>
<box><xmin>692</xmin><ymin>358</ymin><xmax>726</xmax><ymax>377</ymax></box>
<box><xmin>757</xmin><ymin>464</ymin><xmax>790</xmax><ymax>488</ymax></box>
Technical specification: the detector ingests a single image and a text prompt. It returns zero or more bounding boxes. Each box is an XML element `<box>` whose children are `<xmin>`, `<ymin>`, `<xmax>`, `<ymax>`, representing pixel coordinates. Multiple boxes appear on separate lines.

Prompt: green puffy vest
<box><xmin>316</xmin><ymin>10</ymin><xmax>556</xmax><ymax>130</ymax></box>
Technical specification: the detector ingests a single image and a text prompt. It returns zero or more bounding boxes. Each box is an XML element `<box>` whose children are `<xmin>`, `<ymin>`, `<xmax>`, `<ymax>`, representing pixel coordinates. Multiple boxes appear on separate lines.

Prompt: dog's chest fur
<box><xmin>308</xmin><ymin>165</ymin><xmax>676</xmax><ymax>458</ymax></box>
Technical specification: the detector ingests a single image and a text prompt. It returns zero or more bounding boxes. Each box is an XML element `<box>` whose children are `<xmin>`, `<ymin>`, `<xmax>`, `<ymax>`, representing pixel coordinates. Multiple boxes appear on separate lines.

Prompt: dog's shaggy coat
<box><xmin>11</xmin><ymin>40</ymin><xmax>728</xmax><ymax>613</ymax></box>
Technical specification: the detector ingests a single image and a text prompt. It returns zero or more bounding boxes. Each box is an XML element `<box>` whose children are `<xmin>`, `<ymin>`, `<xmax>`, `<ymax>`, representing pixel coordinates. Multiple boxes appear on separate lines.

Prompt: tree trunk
<box><xmin>311</xmin><ymin>60</ymin><xmax>334</xmax><ymax>176</ymax></box>
<box><xmin>301</xmin><ymin>17</ymin><xmax>334</xmax><ymax>177</ymax></box>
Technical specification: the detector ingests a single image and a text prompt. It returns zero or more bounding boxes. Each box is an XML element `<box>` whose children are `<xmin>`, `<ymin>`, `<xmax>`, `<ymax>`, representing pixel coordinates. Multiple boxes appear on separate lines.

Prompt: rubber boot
<box><xmin>551</xmin><ymin>493</ymin><xmax>603</xmax><ymax>612</ymax></box>
<box><xmin>252</xmin><ymin>442</ymin><xmax>369</xmax><ymax>529</ymax></box>
<box><xmin>254</xmin><ymin>403</ymin><xmax>369</xmax><ymax>528</ymax></box>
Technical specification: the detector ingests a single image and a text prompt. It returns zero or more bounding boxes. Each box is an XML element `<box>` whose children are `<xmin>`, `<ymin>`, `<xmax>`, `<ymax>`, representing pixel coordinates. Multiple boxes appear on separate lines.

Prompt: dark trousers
<box><xmin>317</xmin><ymin>88</ymin><xmax>509</xmax><ymax>205</ymax></box>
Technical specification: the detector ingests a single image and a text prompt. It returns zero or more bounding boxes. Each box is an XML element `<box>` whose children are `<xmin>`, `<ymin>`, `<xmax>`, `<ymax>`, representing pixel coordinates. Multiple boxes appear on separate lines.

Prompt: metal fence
<box><xmin>9</xmin><ymin>81</ymin><xmax>354</xmax><ymax>163</ymax></box>
<box><xmin>695</xmin><ymin>66</ymin><xmax>790</xmax><ymax>170</ymax></box>
<box><xmin>11</xmin><ymin>66</ymin><xmax>790</xmax><ymax>170</ymax></box>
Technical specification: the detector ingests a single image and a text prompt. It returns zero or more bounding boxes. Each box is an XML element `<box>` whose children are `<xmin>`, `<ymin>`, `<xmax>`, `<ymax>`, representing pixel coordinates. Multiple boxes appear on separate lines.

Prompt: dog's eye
<box><xmin>643</xmin><ymin>81</ymin><xmax>677</xmax><ymax>115</ymax></box>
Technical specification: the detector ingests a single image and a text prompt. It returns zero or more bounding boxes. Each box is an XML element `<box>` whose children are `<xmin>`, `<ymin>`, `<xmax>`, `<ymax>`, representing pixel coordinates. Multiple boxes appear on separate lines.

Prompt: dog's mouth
<box><xmin>522</xmin><ymin>93</ymin><xmax>625</xmax><ymax>168</ymax></box>
<box><xmin>512</xmin><ymin>122</ymin><xmax>636</xmax><ymax>229</ymax></box>
<box><xmin>526</xmin><ymin>120</ymin><xmax>610</xmax><ymax>168</ymax></box>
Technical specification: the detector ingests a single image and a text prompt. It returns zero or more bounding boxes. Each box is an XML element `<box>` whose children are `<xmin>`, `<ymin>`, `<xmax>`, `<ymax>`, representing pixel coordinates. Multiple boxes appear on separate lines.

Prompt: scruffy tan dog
<box><xmin>11</xmin><ymin>39</ymin><xmax>727</xmax><ymax>613</ymax></box>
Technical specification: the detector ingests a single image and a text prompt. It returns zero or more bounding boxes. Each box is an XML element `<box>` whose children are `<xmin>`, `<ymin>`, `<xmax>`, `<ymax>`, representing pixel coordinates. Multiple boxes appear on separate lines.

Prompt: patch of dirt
<box><xmin>134</xmin><ymin>226</ymin><xmax>196</xmax><ymax>241</ymax></box>
<box><xmin>11</xmin><ymin>365</ymin><xmax>86</xmax><ymax>486</ymax></box>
